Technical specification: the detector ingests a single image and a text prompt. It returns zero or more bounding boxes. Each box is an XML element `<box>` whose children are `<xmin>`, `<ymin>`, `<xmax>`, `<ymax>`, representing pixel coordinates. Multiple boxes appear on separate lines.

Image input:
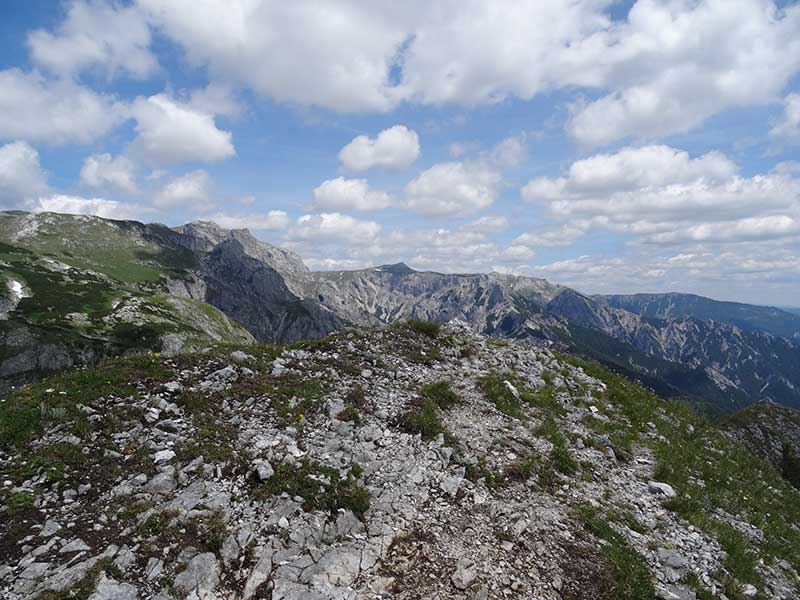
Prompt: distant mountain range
<box><xmin>598</xmin><ymin>293</ymin><xmax>800</xmax><ymax>340</ymax></box>
<box><xmin>2</xmin><ymin>210</ymin><xmax>799</xmax><ymax>414</ymax></box>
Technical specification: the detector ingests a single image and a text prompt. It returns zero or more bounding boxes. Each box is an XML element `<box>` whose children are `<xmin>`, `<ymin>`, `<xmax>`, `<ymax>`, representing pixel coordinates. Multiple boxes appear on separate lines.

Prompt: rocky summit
<box><xmin>1</xmin><ymin>321</ymin><xmax>799</xmax><ymax>600</ymax></box>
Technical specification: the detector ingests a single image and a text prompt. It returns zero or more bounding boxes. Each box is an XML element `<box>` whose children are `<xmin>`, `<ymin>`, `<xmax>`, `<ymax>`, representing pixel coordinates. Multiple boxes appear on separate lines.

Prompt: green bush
<box><xmin>421</xmin><ymin>380</ymin><xmax>461</xmax><ymax>409</ymax></box>
<box><xmin>402</xmin><ymin>318</ymin><xmax>441</xmax><ymax>338</ymax></box>
<box><xmin>7</xmin><ymin>491</ymin><xmax>35</xmax><ymax>513</ymax></box>
<box><xmin>399</xmin><ymin>397</ymin><xmax>446</xmax><ymax>440</ymax></box>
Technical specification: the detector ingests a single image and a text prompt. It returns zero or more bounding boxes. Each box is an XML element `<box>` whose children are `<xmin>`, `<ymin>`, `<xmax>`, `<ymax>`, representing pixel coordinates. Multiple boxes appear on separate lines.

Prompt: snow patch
<box><xmin>7</xmin><ymin>279</ymin><xmax>27</xmax><ymax>301</ymax></box>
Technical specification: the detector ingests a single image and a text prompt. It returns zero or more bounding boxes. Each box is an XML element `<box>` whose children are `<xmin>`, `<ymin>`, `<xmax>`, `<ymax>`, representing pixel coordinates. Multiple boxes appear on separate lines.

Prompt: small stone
<box><xmin>145</xmin><ymin>469</ymin><xmax>176</xmax><ymax>495</ymax></box>
<box><xmin>87</xmin><ymin>575</ymin><xmax>137</xmax><ymax>600</ymax></box>
<box><xmin>153</xmin><ymin>450</ymin><xmax>175</xmax><ymax>464</ymax></box>
<box><xmin>174</xmin><ymin>553</ymin><xmax>220</xmax><ymax>598</ymax></box>
<box><xmin>253</xmin><ymin>461</ymin><xmax>274</xmax><ymax>481</ymax></box>
<box><xmin>40</xmin><ymin>520</ymin><xmax>62</xmax><ymax>537</ymax></box>
<box><xmin>162</xmin><ymin>381</ymin><xmax>183</xmax><ymax>394</ymax></box>
<box><xmin>504</xmin><ymin>380</ymin><xmax>520</xmax><ymax>400</ymax></box>
<box><xmin>230</xmin><ymin>350</ymin><xmax>254</xmax><ymax>362</ymax></box>
<box><xmin>648</xmin><ymin>481</ymin><xmax>677</xmax><ymax>498</ymax></box>
<box><xmin>451</xmin><ymin>558</ymin><xmax>478</xmax><ymax>590</ymax></box>
<box><xmin>145</xmin><ymin>558</ymin><xmax>164</xmax><ymax>581</ymax></box>
<box><xmin>440</xmin><ymin>471</ymin><xmax>464</xmax><ymax>496</ymax></box>
<box><xmin>59</xmin><ymin>539</ymin><xmax>91</xmax><ymax>554</ymax></box>
<box><xmin>741</xmin><ymin>584</ymin><xmax>758</xmax><ymax>597</ymax></box>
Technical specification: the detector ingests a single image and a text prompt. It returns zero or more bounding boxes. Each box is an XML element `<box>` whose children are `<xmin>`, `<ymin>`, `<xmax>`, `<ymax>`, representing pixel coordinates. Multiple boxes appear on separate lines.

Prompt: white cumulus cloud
<box><xmin>80</xmin><ymin>153</ymin><xmax>137</xmax><ymax>194</ymax></box>
<box><xmin>154</xmin><ymin>170</ymin><xmax>213</xmax><ymax>210</ymax></box>
<box><xmin>406</xmin><ymin>161</ymin><xmax>501</xmax><ymax>217</ymax></box>
<box><xmin>461</xmin><ymin>215</ymin><xmax>509</xmax><ymax>234</ymax></box>
<box><xmin>27</xmin><ymin>0</ymin><xmax>157</xmax><ymax>78</ymax></box>
<box><xmin>22</xmin><ymin>0</ymin><xmax>800</xmax><ymax>151</ymax></box>
<box><xmin>128</xmin><ymin>94</ymin><xmax>235</xmax><ymax>166</ymax></box>
<box><xmin>566</xmin><ymin>0</ymin><xmax>800</xmax><ymax>146</ymax></box>
<box><xmin>313</xmin><ymin>177</ymin><xmax>393</xmax><ymax>211</ymax></box>
<box><xmin>645</xmin><ymin>215</ymin><xmax>800</xmax><ymax>244</ymax></box>
<box><xmin>521</xmin><ymin>144</ymin><xmax>800</xmax><ymax>245</ymax></box>
<box><xmin>0</xmin><ymin>69</ymin><xmax>124</xmax><ymax>145</ymax></box>
<box><xmin>0</xmin><ymin>141</ymin><xmax>49</xmax><ymax>208</ymax></box>
<box><xmin>770</xmin><ymin>93</ymin><xmax>800</xmax><ymax>149</ymax></box>
<box><xmin>291</xmin><ymin>213</ymin><xmax>382</xmax><ymax>245</ymax></box>
<box><xmin>33</xmin><ymin>194</ymin><xmax>144</xmax><ymax>220</ymax></box>
<box><xmin>339</xmin><ymin>125</ymin><xmax>420</xmax><ymax>171</ymax></box>
<box><xmin>204</xmin><ymin>211</ymin><xmax>289</xmax><ymax>231</ymax></box>
<box><xmin>138</xmin><ymin>0</ymin><xmax>407</xmax><ymax>112</ymax></box>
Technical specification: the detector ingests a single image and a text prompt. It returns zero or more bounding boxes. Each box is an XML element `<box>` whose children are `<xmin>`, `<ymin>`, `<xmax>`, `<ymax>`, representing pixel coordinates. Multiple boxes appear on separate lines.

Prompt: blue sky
<box><xmin>0</xmin><ymin>1</ymin><xmax>799</xmax><ymax>305</ymax></box>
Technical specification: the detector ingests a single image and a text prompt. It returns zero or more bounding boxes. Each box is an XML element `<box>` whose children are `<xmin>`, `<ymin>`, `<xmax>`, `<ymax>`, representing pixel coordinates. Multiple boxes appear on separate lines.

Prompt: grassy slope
<box><xmin>565</xmin><ymin>355</ymin><xmax>800</xmax><ymax>598</ymax></box>
<box><xmin>0</xmin><ymin>213</ymin><xmax>250</xmax><ymax>384</ymax></box>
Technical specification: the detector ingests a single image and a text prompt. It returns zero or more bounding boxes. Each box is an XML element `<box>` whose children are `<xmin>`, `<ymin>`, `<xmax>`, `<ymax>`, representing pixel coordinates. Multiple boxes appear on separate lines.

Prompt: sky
<box><xmin>0</xmin><ymin>1</ymin><xmax>799</xmax><ymax>305</ymax></box>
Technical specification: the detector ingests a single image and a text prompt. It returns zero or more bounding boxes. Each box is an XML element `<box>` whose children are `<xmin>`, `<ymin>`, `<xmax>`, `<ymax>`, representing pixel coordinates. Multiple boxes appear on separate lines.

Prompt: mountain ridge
<box><xmin>1</xmin><ymin>211</ymin><xmax>799</xmax><ymax>414</ymax></box>
<box><xmin>597</xmin><ymin>292</ymin><xmax>800</xmax><ymax>340</ymax></box>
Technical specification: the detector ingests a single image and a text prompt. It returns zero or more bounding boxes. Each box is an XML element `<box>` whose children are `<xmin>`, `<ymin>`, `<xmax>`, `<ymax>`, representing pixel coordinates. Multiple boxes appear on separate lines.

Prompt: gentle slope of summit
<box><xmin>0</xmin><ymin>323</ymin><xmax>798</xmax><ymax>599</ymax></box>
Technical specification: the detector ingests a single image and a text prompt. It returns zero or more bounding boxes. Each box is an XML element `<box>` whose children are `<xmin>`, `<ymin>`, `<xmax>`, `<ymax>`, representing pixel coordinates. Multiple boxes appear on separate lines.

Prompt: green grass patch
<box><xmin>7</xmin><ymin>491</ymin><xmax>35</xmax><ymax>513</ymax></box>
<box><xmin>535</xmin><ymin>416</ymin><xmax>579</xmax><ymax>476</ymax></box>
<box><xmin>465</xmin><ymin>456</ymin><xmax>505</xmax><ymax>490</ymax></box>
<box><xmin>255</xmin><ymin>460</ymin><xmax>369</xmax><ymax>517</ymax></box>
<box><xmin>398</xmin><ymin>382</ymin><xmax>461</xmax><ymax>440</ymax></box>
<box><xmin>607</xmin><ymin>507</ymin><xmax>648</xmax><ymax>535</ymax></box>
<box><xmin>477</xmin><ymin>371</ymin><xmax>561</xmax><ymax>419</ymax></box>
<box><xmin>576</xmin><ymin>504</ymin><xmax>656</xmax><ymax>600</ymax></box>
<box><xmin>399</xmin><ymin>397</ymin><xmax>447</xmax><ymax>441</ymax></box>
<box><xmin>0</xmin><ymin>354</ymin><xmax>171</xmax><ymax>450</ymax></box>
<box><xmin>269</xmin><ymin>378</ymin><xmax>326</xmax><ymax>424</ymax></box>
<box><xmin>420</xmin><ymin>380</ymin><xmax>461</xmax><ymax>409</ymax></box>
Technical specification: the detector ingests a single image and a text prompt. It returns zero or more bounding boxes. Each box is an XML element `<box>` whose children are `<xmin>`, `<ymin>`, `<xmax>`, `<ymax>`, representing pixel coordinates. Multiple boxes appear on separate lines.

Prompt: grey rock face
<box><xmin>87</xmin><ymin>576</ymin><xmax>138</xmax><ymax>600</ymax></box>
<box><xmin>174</xmin><ymin>553</ymin><xmax>220</xmax><ymax>599</ymax></box>
<box><xmin>197</xmin><ymin>239</ymin><xmax>343</xmax><ymax>343</ymax></box>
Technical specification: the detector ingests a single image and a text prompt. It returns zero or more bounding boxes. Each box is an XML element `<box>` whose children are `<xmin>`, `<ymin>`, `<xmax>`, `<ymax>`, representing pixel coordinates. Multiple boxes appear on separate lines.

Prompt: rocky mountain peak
<box><xmin>173</xmin><ymin>219</ymin><xmax>312</xmax><ymax>295</ymax></box>
<box><xmin>374</xmin><ymin>262</ymin><xmax>416</xmax><ymax>274</ymax></box>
